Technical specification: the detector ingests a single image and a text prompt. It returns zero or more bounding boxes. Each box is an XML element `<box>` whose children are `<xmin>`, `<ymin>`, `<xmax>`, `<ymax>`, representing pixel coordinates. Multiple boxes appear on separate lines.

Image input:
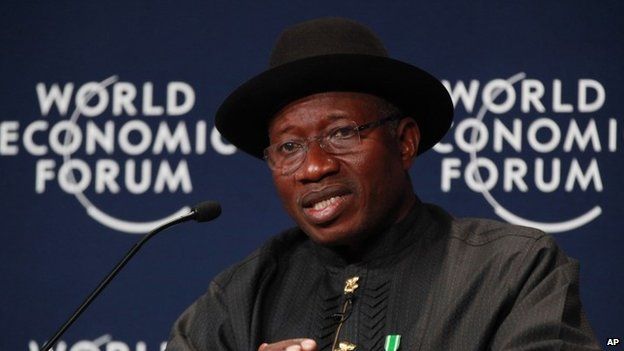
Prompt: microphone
<box><xmin>40</xmin><ymin>201</ymin><xmax>222</xmax><ymax>351</ymax></box>
<box><xmin>192</xmin><ymin>200</ymin><xmax>222</xmax><ymax>222</ymax></box>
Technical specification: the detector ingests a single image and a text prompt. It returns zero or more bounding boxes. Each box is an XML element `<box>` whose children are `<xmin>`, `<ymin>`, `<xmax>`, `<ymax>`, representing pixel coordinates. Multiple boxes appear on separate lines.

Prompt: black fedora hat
<box><xmin>215</xmin><ymin>17</ymin><xmax>453</xmax><ymax>159</ymax></box>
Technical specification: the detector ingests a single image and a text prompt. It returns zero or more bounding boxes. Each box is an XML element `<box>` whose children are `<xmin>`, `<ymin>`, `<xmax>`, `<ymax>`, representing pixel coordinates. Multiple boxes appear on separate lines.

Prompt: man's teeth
<box><xmin>312</xmin><ymin>196</ymin><xmax>341</xmax><ymax>210</ymax></box>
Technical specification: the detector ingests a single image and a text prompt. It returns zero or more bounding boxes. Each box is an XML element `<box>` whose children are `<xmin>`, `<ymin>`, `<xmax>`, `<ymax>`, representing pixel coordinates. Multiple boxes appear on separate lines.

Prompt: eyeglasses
<box><xmin>264</xmin><ymin>114</ymin><xmax>403</xmax><ymax>175</ymax></box>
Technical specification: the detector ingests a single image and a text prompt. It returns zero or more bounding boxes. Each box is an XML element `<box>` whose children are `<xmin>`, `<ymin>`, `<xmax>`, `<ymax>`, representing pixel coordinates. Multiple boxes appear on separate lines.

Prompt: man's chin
<box><xmin>301</xmin><ymin>224</ymin><xmax>359</xmax><ymax>247</ymax></box>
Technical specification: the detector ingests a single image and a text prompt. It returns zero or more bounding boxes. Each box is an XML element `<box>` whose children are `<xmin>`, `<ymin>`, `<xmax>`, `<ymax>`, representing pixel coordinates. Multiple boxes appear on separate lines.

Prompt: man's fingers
<box><xmin>300</xmin><ymin>339</ymin><xmax>316</xmax><ymax>349</ymax></box>
<box><xmin>257</xmin><ymin>338</ymin><xmax>317</xmax><ymax>351</ymax></box>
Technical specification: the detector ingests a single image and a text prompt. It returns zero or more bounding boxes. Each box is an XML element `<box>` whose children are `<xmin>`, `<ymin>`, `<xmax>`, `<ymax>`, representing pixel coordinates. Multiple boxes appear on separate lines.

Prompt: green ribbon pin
<box><xmin>384</xmin><ymin>334</ymin><xmax>401</xmax><ymax>351</ymax></box>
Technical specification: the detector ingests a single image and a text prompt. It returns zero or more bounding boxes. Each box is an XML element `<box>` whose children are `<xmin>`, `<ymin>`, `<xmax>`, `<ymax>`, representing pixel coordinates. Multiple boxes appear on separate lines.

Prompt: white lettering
<box><xmin>86</xmin><ymin>121</ymin><xmax>115</xmax><ymax>155</ymax></box>
<box><xmin>442</xmin><ymin>80</ymin><xmax>479</xmax><ymax>113</ymax></box>
<box><xmin>552</xmin><ymin>79</ymin><xmax>573</xmax><ymax>112</ymax></box>
<box><xmin>210</xmin><ymin>126</ymin><xmax>237</xmax><ymax>155</ymax></box>
<box><xmin>112</xmin><ymin>82</ymin><xmax>138</xmax><ymax>116</ymax></box>
<box><xmin>105</xmin><ymin>341</ymin><xmax>130</xmax><ymax>351</ymax></box>
<box><xmin>35</xmin><ymin>159</ymin><xmax>56</xmax><ymax>193</ymax></box>
<box><xmin>465</xmin><ymin>158</ymin><xmax>498</xmax><ymax>191</ymax></box>
<box><xmin>69</xmin><ymin>340</ymin><xmax>99</xmax><ymax>351</ymax></box>
<box><xmin>95</xmin><ymin>159</ymin><xmax>120</xmax><ymax>193</ymax></box>
<box><xmin>153</xmin><ymin>160</ymin><xmax>192</xmax><ymax>193</ymax></box>
<box><xmin>118</xmin><ymin>120</ymin><xmax>152</xmax><ymax>155</ymax></box>
<box><xmin>433</xmin><ymin>140</ymin><xmax>453</xmax><ymax>153</ymax></box>
<box><xmin>482</xmin><ymin>79</ymin><xmax>516</xmax><ymax>114</ymax></box>
<box><xmin>36</xmin><ymin>83</ymin><xmax>73</xmax><ymax>116</ymax></box>
<box><xmin>29</xmin><ymin>340</ymin><xmax>67</xmax><ymax>351</ymax></box>
<box><xmin>563</xmin><ymin>119</ymin><xmax>601</xmax><ymax>152</ymax></box>
<box><xmin>195</xmin><ymin>120</ymin><xmax>207</xmax><ymax>154</ymax></box>
<box><xmin>535</xmin><ymin>158</ymin><xmax>561</xmax><ymax>193</ymax></box>
<box><xmin>152</xmin><ymin>122</ymin><xmax>191</xmax><ymax>154</ymax></box>
<box><xmin>0</xmin><ymin>121</ymin><xmax>20</xmax><ymax>155</ymax></box>
<box><xmin>142</xmin><ymin>82</ymin><xmax>164</xmax><ymax>116</ymax></box>
<box><xmin>609</xmin><ymin>118</ymin><xmax>617</xmax><ymax>151</ymax></box>
<box><xmin>520</xmin><ymin>79</ymin><xmax>546</xmax><ymax>113</ymax></box>
<box><xmin>58</xmin><ymin>159</ymin><xmax>91</xmax><ymax>193</ymax></box>
<box><xmin>493</xmin><ymin>118</ymin><xmax>522</xmax><ymax>152</ymax></box>
<box><xmin>166</xmin><ymin>82</ymin><xmax>195</xmax><ymax>115</ymax></box>
<box><xmin>565</xmin><ymin>158</ymin><xmax>603</xmax><ymax>192</ymax></box>
<box><xmin>504</xmin><ymin>158</ymin><xmax>528</xmax><ymax>192</ymax></box>
<box><xmin>23</xmin><ymin>120</ymin><xmax>49</xmax><ymax>155</ymax></box>
<box><xmin>49</xmin><ymin>121</ymin><xmax>82</xmax><ymax>155</ymax></box>
<box><xmin>578</xmin><ymin>79</ymin><xmax>605</xmax><ymax>112</ymax></box>
<box><xmin>125</xmin><ymin>159</ymin><xmax>152</xmax><ymax>194</ymax></box>
<box><xmin>454</xmin><ymin>118</ymin><xmax>488</xmax><ymax>152</ymax></box>
<box><xmin>527</xmin><ymin>118</ymin><xmax>561</xmax><ymax>153</ymax></box>
<box><xmin>440</xmin><ymin>158</ymin><xmax>461</xmax><ymax>192</ymax></box>
<box><xmin>76</xmin><ymin>82</ymin><xmax>109</xmax><ymax>117</ymax></box>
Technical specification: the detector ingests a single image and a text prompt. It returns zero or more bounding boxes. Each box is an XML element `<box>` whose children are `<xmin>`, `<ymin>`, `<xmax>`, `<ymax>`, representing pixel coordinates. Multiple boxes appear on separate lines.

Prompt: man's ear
<box><xmin>395</xmin><ymin>117</ymin><xmax>420</xmax><ymax>170</ymax></box>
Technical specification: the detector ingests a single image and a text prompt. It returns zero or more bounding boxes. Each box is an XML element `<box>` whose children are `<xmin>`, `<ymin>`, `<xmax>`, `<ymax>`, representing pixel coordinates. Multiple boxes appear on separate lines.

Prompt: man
<box><xmin>166</xmin><ymin>17</ymin><xmax>599</xmax><ymax>351</ymax></box>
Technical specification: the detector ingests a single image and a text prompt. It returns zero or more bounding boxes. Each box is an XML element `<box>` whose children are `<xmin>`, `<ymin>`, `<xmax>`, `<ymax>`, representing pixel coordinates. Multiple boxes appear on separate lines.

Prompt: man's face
<box><xmin>268</xmin><ymin>92</ymin><xmax>419</xmax><ymax>248</ymax></box>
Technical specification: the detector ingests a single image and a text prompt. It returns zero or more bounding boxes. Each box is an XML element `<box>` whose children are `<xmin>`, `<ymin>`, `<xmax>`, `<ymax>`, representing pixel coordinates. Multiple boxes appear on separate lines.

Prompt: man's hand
<box><xmin>258</xmin><ymin>338</ymin><xmax>317</xmax><ymax>351</ymax></box>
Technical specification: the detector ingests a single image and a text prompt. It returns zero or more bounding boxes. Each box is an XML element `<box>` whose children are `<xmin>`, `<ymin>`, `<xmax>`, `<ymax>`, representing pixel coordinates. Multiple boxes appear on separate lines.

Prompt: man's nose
<box><xmin>294</xmin><ymin>141</ymin><xmax>339</xmax><ymax>182</ymax></box>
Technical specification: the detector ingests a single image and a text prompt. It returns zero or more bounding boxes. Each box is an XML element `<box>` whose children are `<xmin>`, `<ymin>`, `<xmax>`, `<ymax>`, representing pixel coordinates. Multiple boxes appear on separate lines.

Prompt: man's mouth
<box><xmin>300</xmin><ymin>185</ymin><xmax>353</xmax><ymax>224</ymax></box>
<box><xmin>311</xmin><ymin>195</ymin><xmax>343</xmax><ymax>210</ymax></box>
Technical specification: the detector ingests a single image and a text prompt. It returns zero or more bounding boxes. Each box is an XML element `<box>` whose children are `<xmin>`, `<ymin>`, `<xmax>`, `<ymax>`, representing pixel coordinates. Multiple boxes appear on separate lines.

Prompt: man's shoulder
<box><xmin>446</xmin><ymin>212</ymin><xmax>549</xmax><ymax>247</ymax></box>
<box><xmin>425</xmin><ymin>204</ymin><xmax>559</xmax><ymax>256</ymax></box>
<box><xmin>429</xmin><ymin>205</ymin><xmax>575</xmax><ymax>293</ymax></box>
<box><xmin>211</xmin><ymin>227</ymin><xmax>308</xmax><ymax>290</ymax></box>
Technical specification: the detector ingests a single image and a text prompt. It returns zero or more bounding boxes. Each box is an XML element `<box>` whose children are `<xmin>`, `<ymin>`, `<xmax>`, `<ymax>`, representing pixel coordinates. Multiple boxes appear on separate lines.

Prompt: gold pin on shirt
<box><xmin>336</xmin><ymin>341</ymin><xmax>356</xmax><ymax>350</ymax></box>
<box><xmin>344</xmin><ymin>276</ymin><xmax>359</xmax><ymax>294</ymax></box>
<box><xmin>331</xmin><ymin>277</ymin><xmax>359</xmax><ymax>351</ymax></box>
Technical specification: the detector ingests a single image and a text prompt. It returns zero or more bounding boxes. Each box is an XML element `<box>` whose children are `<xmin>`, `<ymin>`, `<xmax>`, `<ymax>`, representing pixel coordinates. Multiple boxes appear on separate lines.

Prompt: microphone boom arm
<box><xmin>40</xmin><ymin>201</ymin><xmax>220</xmax><ymax>351</ymax></box>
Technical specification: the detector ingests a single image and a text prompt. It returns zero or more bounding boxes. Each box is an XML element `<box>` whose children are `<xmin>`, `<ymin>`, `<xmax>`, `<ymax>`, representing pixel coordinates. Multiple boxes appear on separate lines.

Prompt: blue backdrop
<box><xmin>1</xmin><ymin>1</ymin><xmax>622</xmax><ymax>350</ymax></box>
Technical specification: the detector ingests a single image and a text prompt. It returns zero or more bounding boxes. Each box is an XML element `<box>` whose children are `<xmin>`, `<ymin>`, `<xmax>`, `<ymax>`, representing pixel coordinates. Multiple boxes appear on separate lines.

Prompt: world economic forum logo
<box><xmin>434</xmin><ymin>72</ymin><xmax>616</xmax><ymax>233</ymax></box>
<box><xmin>0</xmin><ymin>75</ymin><xmax>236</xmax><ymax>233</ymax></box>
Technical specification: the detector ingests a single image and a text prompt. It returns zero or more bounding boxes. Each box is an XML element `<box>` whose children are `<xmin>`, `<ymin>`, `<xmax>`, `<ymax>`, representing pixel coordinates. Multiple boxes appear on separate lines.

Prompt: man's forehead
<box><xmin>268</xmin><ymin>92</ymin><xmax>384</xmax><ymax>133</ymax></box>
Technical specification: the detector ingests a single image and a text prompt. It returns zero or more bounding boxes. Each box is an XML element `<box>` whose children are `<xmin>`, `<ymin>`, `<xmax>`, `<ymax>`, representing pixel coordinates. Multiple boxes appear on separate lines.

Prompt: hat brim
<box><xmin>215</xmin><ymin>54</ymin><xmax>453</xmax><ymax>159</ymax></box>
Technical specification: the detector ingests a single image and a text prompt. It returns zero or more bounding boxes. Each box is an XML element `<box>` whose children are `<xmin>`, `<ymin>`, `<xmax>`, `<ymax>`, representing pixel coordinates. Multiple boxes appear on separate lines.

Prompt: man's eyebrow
<box><xmin>271</xmin><ymin>123</ymin><xmax>300</xmax><ymax>137</ymax></box>
<box><xmin>271</xmin><ymin>113</ymin><xmax>350</xmax><ymax>135</ymax></box>
<box><xmin>325</xmin><ymin>113</ymin><xmax>348</xmax><ymax>121</ymax></box>
<box><xmin>324</xmin><ymin>113</ymin><xmax>350</xmax><ymax>122</ymax></box>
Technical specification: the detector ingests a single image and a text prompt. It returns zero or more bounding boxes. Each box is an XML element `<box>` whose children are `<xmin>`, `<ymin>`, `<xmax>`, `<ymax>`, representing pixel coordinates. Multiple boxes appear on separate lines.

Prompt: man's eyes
<box><xmin>329</xmin><ymin>126</ymin><xmax>357</xmax><ymax>139</ymax></box>
<box><xmin>275</xmin><ymin>126</ymin><xmax>355</xmax><ymax>154</ymax></box>
<box><xmin>277</xmin><ymin>141</ymin><xmax>303</xmax><ymax>154</ymax></box>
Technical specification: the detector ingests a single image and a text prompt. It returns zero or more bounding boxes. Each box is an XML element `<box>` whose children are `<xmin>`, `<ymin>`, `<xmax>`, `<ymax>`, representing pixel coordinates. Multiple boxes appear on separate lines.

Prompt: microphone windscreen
<box><xmin>192</xmin><ymin>201</ymin><xmax>222</xmax><ymax>222</ymax></box>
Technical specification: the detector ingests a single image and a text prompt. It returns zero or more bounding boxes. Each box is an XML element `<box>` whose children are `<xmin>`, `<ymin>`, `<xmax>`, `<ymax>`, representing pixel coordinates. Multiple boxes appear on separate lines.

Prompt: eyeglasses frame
<box><xmin>263</xmin><ymin>114</ymin><xmax>404</xmax><ymax>175</ymax></box>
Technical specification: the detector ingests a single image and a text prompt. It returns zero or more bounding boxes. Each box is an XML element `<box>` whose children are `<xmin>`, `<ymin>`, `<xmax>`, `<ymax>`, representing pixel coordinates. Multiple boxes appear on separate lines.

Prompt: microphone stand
<box><xmin>40</xmin><ymin>211</ymin><xmax>196</xmax><ymax>351</ymax></box>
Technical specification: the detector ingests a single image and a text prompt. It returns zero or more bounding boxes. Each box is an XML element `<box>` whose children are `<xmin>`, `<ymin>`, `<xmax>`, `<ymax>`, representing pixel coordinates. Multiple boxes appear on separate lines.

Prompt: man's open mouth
<box><xmin>300</xmin><ymin>185</ymin><xmax>353</xmax><ymax>224</ymax></box>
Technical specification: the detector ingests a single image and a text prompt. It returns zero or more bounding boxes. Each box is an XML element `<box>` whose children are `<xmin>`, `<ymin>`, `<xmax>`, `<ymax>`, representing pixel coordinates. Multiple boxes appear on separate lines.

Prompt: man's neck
<box><xmin>323</xmin><ymin>193</ymin><xmax>420</xmax><ymax>262</ymax></box>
